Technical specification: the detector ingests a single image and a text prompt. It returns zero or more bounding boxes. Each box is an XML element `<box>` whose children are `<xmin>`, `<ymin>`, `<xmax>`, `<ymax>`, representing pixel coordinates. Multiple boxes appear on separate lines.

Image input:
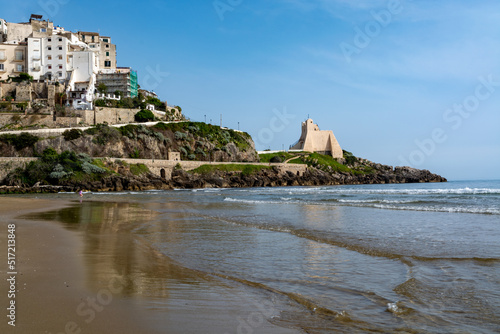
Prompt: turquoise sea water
<box><xmin>46</xmin><ymin>180</ymin><xmax>500</xmax><ymax>333</ymax></box>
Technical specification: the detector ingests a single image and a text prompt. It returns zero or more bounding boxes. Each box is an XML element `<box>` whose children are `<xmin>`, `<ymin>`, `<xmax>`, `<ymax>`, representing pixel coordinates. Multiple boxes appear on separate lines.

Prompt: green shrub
<box><xmin>118</xmin><ymin>124</ymin><xmax>139</xmax><ymax>138</ymax></box>
<box><xmin>11</xmin><ymin>73</ymin><xmax>33</xmax><ymax>83</ymax></box>
<box><xmin>63</xmin><ymin>129</ymin><xmax>83</xmax><ymax>141</ymax></box>
<box><xmin>152</xmin><ymin>132</ymin><xmax>164</xmax><ymax>141</ymax></box>
<box><xmin>174</xmin><ymin>131</ymin><xmax>188</xmax><ymax>140</ymax></box>
<box><xmin>191</xmin><ymin>164</ymin><xmax>271</xmax><ymax>175</ymax></box>
<box><xmin>82</xmin><ymin>162</ymin><xmax>107</xmax><ymax>174</ymax></box>
<box><xmin>7</xmin><ymin>149</ymin><xmax>111</xmax><ymax>186</ymax></box>
<box><xmin>94</xmin><ymin>99</ymin><xmax>106</xmax><ymax>107</ymax></box>
<box><xmin>0</xmin><ymin>133</ymin><xmax>39</xmax><ymax>150</ymax></box>
<box><xmin>134</xmin><ymin>109</ymin><xmax>155</xmax><ymax>122</ymax></box>
<box><xmin>130</xmin><ymin>163</ymin><xmax>149</xmax><ymax>176</ymax></box>
<box><xmin>89</xmin><ymin>124</ymin><xmax>121</xmax><ymax>145</ymax></box>
<box><xmin>343</xmin><ymin>150</ymin><xmax>358</xmax><ymax>166</ymax></box>
<box><xmin>129</xmin><ymin>149</ymin><xmax>141</xmax><ymax>159</ymax></box>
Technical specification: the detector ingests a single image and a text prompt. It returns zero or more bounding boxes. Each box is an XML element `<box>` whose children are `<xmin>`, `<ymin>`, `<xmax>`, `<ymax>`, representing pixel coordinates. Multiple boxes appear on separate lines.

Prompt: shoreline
<box><xmin>0</xmin><ymin>196</ymin><xmax>303</xmax><ymax>334</ymax></box>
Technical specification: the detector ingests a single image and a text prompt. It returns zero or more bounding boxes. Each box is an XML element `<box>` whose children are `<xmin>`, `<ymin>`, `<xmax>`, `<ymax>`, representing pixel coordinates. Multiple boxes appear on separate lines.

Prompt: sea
<box><xmin>35</xmin><ymin>180</ymin><xmax>500</xmax><ymax>333</ymax></box>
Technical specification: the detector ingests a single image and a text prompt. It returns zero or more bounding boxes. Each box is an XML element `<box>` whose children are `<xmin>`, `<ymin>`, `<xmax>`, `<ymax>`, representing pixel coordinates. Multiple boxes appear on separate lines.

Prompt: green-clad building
<box><xmin>96</xmin><ymin>67</ymin><xmax>138</xmax><ymax>98</ymax></box>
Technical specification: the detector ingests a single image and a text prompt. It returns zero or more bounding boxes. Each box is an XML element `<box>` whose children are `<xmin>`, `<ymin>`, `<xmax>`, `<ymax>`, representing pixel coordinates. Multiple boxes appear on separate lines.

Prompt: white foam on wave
<box><xmin>244</xmin><ymin>186</ymin><xmax>500</xmax><ymax>197</ymax></box>
<box><xmin>371</xmin><ymin>204</ymin><xmax>500</xmax><ymax>215</ymax></box>
<box><xmin>338</xmin><ymin>199</ymin><xmax>418</xmax><ymax>204</ymax></box>
<box><xmin>328</xmin><ymin>187</ymin><xmax>500</xmax><ymax>195</ymax></box>
<box><xmin>91</xmin><ymin>191</ymin><xmax>143</xmax><ymax>195</ymax></box>
<box><xmin>223</xmin><ymin>197</ymin><xmax>297</xmax><ymax>205</ymax></box>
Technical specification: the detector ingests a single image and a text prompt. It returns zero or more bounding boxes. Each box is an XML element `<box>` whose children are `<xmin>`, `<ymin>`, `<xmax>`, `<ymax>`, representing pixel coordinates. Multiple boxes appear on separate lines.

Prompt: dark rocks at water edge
<box><xmin>170</xmin><ymin>166</ymin><xmax>446</xmax><ymax>189</ymax></box>
<box><xmin>0</xmin><ymin>165</ymin><xmax>446</xmax><ymax>194</ymax></box>
<box><xmin>0</xmin><ymin>173</ymin><xmax>172</xmax><ymax>194</ymax></box>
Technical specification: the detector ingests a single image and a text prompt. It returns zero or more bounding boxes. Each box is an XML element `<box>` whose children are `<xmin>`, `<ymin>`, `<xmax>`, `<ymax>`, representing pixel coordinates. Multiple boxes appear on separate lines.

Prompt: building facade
<box><xmin>290</xmin><ymin>119</ymin><xmax>343</xmax><ymax>158</ymax></box>
<box><xmin>78</xmin><ymin>32</ymin><xmax>116</xmax><ymax>70</ymax></box>
<box><xmin>96</xmin><ymin>67</ymin><xmax>138</xmax><ymax>98</ymax></box>
<box><xmin>0</xmin><ymin>43</ymin><xmax>27</xmax><ymax>81</ymax></box>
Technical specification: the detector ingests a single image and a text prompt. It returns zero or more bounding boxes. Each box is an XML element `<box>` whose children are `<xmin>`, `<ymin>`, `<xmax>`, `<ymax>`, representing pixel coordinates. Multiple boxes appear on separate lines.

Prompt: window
<box><xmin>15</xmin><ymin>51</ymin><xmax>23</xmax><ymax>61</ymax></box>
<box><xmin>58</xmin><ymin>65</ymin><xmax>63</xmax><ymax>69</ymax></box>
<box><xmin>48</xmin><ymin>55</ymin><xmax>52</xmax><ymax>60</ymax></box>
<box><xmin>104</xmin><ymin>60</ymin><xmax>111</xmax><ymax>67</ymax></box>
<box><xmin>102</xmin><ymin>38</ymin><xmax>109</xmax><ymax>43</ymax></box>
<box><xmin>48</xmin><ymin>46</ymin><xmax>52</xmax><ymax>51</ymax></box>
<box><xmin>59</xmin><ymin>38</ymin><xmax>62</xmax><ymax>42</ymax></box>
<box><xmin>58</xmin><ymin>55</ymin><xmax>63</xmax><ymax>60</ymax></box>
<box><xmin>48</xmin><ymin>38</ymin><xmax>52</xmax><ymax>42</ymax></box>
<box><xmin>0</xmin><ymin>64</ymin><xmax>4</xmax><ymax>71</ymax></box>
<box><xmin>16</xmin><ymin>64</ymin><xmax>23</xmax><ymax>72</ymax></box>
<box><xmin>106</xmin><ymin>52</ymin><xmax>109</xmax><ymax>57</ymax></box>
<box><xmin>58</xmin><ymin>46</ymin><xmax>63</xmax><ymax>50</ymax></box>
<box><xmin>0</xmin><ymin>51</ymin><xmax>5</xmax><ymax>60</ymax></box>
<box><xmin>41</xmin><ymin>28</ymin><xmax>46</xmax><ymax>33</ymax></box>
<box><xmin>106</xmin><ymin>44</ymin><xmax>109</xmax><ymax>48</ymax></box>
<box><xmin>48</xmin><ymin>65</ymin><xmax>52</xmax><ymax>69</ymax></box>
<box><xmin>59</xmin><ymin>72</ymin><xmax>63</xmax><ymax>77</ymax></box>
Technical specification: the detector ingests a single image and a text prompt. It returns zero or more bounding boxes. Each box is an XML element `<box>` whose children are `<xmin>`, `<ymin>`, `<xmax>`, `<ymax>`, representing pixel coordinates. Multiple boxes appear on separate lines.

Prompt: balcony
<box><xmin>32</xmin><ymin>66</ymin><xmax>41</xmax><ymax>72</ymax></box>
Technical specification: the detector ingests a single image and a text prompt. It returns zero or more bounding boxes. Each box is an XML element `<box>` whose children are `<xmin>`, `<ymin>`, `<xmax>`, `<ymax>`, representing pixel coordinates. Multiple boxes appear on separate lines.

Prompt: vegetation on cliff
<box><xmin>0</xmin><ymin>122</ymin><xmax>257</xmax><ymax>162</ymax></box>
<box><xmin>190</xmin><ymin>164</ymin><xmax>272</xmax><ymax>176</ymax></box>
<box><xmin>288</xmin><ymin>151</ymin><xmax>374</xmax><ymax>175</ymax></box>
<box><xmin>0</xmin><ymin>133</ymin><xmax>39</xmax><ymax>150</ymax></box>
<box><xmin>5</xmin><ymin>148</ymin><xmax>112</xmax><ymax>186</ymax></box>
<box><xmin>2</xmin><ymin>147</ymin><xmax>164</xmax><ymax>192</ymax></box>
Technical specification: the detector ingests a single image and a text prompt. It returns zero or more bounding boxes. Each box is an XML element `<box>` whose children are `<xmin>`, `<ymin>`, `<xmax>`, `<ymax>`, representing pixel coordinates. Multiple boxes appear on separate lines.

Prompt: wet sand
<box><xmin>0</xmin><ymin>197</ymin><xmax>152</xmax><ymax>334</ymax></box>
<box><xmin>0</xmin><ymin>196</ymin><xmax>302</xmax><ymax>334</ymax></box>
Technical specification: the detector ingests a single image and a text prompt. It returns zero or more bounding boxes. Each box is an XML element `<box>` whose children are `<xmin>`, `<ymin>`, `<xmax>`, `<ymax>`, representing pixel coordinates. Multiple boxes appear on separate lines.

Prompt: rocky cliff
<box><xmin>0</xmin><ymin>122</ymin><xmax>258</xmax><ymax>162</ymax></box>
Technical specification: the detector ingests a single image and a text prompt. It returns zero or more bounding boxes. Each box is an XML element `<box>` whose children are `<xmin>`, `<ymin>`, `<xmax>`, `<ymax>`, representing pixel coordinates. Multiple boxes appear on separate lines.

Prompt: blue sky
<box><xmin>3</xmin><ymin>0</ymin><xmax>500</xmax><ymax>180</ymax></box>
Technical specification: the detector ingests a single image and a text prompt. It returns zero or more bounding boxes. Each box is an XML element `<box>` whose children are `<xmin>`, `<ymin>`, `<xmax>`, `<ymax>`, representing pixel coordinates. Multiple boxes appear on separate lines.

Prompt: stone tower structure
<box><xmin>290</xmin><ymin>119</ymin><xmax>343</xmax><ymax>158</ymax></box>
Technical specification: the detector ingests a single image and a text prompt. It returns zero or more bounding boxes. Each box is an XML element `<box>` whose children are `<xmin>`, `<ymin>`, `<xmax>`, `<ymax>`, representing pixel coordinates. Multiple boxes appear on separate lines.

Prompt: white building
<box><xmin>27</xmin><ymin>37</ymin><xmax>43</xmax><ymax>80</ymax></box>
<box><xmin>44</xmin><ymin>35</ymin><xmax>71</xmax><ymax>82</ymax></box>
<box><xmin>66</xmin><ymin>49</ymin><xmax>99</xmax><ymax>109</ymax></box>
<box><xmin>0</xmin><ymin>19</ymin><xmax>7</xmax><ymax>42</ymax></box>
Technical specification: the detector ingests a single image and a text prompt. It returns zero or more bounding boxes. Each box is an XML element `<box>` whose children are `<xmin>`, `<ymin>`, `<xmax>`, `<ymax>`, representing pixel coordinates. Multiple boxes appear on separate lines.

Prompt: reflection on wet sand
<box><xmin>22</xmin><ymin>200</ymin><xmax>303</xmax><ymax>334</ymax></box>
<box><xmin>25</xmin><ymin>201</ymin><xmax>206</xmax><ymax>299</ymax></box>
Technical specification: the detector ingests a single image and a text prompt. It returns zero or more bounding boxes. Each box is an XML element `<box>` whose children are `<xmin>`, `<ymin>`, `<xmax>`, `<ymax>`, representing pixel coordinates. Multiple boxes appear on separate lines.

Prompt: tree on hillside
<box><xmin>97</xmin><ymin>83</ymin><xmax>108</xmax><ymax>94</ymax></box>
<box><xmin>134</xmin><ymin>109</ymin><xmax>155</xmax><ymax>123</ymax></box>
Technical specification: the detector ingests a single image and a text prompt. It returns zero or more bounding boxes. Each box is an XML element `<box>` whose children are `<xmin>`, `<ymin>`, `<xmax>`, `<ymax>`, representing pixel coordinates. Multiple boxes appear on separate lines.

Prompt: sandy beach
<box><xmin>0</xmin><ymin>197</ymin><xmax>154</xmax><ymax>334</ymax></box>
<box><xmin>0</xmin><ymin>196</ymin><xmax>302</xmax><ymax>334</ymax></box>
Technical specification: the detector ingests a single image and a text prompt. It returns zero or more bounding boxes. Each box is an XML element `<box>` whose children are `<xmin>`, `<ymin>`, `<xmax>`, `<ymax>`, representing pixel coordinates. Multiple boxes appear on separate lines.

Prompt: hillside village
<box><xmin>0</xmin><ymin>14</ymin><xmax>182</xmax><ymax>129</ymax></box>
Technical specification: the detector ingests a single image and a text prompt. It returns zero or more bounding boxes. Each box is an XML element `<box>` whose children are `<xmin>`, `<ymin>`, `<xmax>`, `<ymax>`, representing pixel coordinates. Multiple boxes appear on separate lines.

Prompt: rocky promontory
<box><xmin>0</xmin><ymin>123</ymin><xmax>446</xmax><ymax>194</ymax></box>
